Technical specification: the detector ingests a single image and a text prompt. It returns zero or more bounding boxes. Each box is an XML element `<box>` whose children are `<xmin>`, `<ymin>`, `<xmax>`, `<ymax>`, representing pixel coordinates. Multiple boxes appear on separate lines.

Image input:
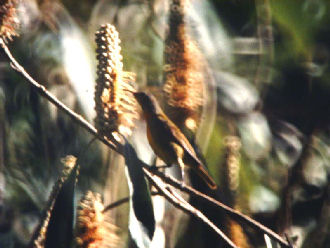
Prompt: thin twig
<box><xmin>103</xmin><ymin>191</ymin><xmax>160</xmax><ymax>213</ymax></box>
<box><xmin>142</xmin><ymin>166</ymin><xmax>291</xmax><ymax>248</ymax></box>
<box><xmin>284</xmin><ymin>233</ymin><xmax>294</xmax><ymax>248</ymax></box>
<box><xmin>143</xmin><ymin>169</ymin><xmax>238</xmax><ymax>248</ymax></box>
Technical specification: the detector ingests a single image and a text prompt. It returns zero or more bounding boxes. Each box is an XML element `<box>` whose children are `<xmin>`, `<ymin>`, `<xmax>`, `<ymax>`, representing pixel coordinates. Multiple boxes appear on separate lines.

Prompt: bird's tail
<box><xmin>194</xmin><ymin>165</ymin><xmax>217</xmax><ymax>190</ymax></box>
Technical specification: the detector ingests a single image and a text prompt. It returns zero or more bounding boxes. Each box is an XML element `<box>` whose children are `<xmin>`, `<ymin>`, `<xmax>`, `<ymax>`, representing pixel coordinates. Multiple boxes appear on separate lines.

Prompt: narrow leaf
<box><xmin>29</xmin><ymin>155</ymin><xmax>79</xmax><ymax>248</ymax></box>
<box><xmin>124</xmin><ymin>142</ymin><xmax>155</xmax><ymax>248</ymax></box>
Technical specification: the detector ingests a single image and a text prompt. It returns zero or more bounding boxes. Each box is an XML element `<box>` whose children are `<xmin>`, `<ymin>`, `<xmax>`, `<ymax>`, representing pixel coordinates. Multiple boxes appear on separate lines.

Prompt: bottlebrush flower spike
<box><xmin>163</xmin><ymin>0</ymin><xmax>204</xmax><ymax>130</ymax></box>
<box><xmin>76</xmin><ymin>191</ymin><xmax>119</xmax><ymax>248</ymax></box>
<box><xmin>0</xmin><ymin>0</ymin><xmax>19</xmax><ymax>42</ymax></box>
<box><xmin>94</xmin><ymin>24</ymin><xmax>137</xmax><ymax>139</ymax></box>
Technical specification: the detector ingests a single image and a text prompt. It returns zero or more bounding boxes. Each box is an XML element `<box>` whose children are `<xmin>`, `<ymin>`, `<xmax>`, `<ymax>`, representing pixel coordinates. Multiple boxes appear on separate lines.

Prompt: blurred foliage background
<box><xmin>0</xmin><ymin>0</ymin><xmax>329</xmax><ymax>247</ymax></box>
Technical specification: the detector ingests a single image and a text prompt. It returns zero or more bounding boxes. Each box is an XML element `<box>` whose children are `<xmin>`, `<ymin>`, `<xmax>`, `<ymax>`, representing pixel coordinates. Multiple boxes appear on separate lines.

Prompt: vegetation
<box><xmin>0</xmin><ymin>0</ymin><xmax>329</xmax><ymax>247</ymax></box>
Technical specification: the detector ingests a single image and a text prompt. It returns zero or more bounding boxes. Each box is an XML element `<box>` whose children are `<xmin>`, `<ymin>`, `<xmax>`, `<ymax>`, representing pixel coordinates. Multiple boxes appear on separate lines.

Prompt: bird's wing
<box><xmin>157</xmin><ymin>114</ymin><xmax>202</xmax><ymax>165</ymax></box>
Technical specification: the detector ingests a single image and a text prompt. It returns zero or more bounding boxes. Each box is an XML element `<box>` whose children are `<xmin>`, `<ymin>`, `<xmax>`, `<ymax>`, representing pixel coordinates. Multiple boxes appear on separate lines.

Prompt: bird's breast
<box><xmin>146</xmin><ymin>118</ymin><xmax>177</xmax><ymax>165</ymax></box>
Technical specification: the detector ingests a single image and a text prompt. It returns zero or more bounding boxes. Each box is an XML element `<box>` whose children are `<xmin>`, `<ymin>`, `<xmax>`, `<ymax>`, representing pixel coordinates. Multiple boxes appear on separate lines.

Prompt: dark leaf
<box><xmin>124</xmin><ymin>142</ymin><xmax>155</xmax><ymax>248</ymax></box>
<box><xmin>29</xmin><ymin>156</ymin><xmax>79</xmax><ymax>248</ymax></box>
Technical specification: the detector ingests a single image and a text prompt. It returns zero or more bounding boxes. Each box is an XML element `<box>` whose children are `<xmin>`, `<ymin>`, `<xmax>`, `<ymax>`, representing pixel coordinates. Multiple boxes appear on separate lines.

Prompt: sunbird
<box><xmin>133</xmin><ymin>91</ymin><xmax>217</xmax><ymax>190</ymax></box>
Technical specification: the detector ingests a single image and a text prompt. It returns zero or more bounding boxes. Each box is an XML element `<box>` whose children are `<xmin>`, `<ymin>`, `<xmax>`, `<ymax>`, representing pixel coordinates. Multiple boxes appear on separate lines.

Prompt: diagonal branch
<box><xmin>143</xmin><ymin>166</ymin><xmax>292</xmax><ymax>248</ymax></box>
<box><xmin>0</xmin><ymin>38</ymin><xmax>120</xmax><ymax>153</ymax></box>
<box><xmin>143</xmin><ymin>169</ymin><xmax>238</xmax><ymax>248</ymax></box>
<box><xmin>0</xmin><ymin>38</ymin><xmax>291</xmax><ymax>248</ymax></box>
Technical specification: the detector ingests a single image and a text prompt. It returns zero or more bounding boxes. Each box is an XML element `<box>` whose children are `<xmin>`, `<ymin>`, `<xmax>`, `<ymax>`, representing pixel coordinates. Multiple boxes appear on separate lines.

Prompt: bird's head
<box><xmin>132</xmin><ymin>92</ymin><xmax>160</xmax><ymax>116</ymax></box>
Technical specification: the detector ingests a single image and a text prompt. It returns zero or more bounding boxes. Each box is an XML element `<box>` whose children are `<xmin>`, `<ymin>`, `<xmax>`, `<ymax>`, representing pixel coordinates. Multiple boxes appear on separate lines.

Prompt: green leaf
<box><xmin>270</xmin><ymin>0</ymin><xmax>322</xmax><ymax>58</ymax></box>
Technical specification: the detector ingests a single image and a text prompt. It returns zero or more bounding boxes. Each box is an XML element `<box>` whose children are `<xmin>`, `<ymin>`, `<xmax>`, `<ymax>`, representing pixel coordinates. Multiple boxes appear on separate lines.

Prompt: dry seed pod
<box><xmin>94</xmin><ymin>24</ymin><xmax>137</xmax><ymax>139</ymax></box>
<box><xmin>76</xmin><ymin>191</ymin><xmax>119</xmax><ymax>248</ymax></box>
<box><xmin>163</xmin><ymin>0</ymin><xmax>204</xmax><ymax>130</ymax></box>
<box><xmin>0</xmin><ymin>0</ymin><xmax>19</xmax><ymax>42</ymax></box>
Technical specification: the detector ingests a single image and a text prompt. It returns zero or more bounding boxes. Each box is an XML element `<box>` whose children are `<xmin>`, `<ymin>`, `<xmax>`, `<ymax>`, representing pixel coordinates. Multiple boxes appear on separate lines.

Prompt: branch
<box><xmin>0</xmin><ymin>38</ymin><xmax>121</xmax><ymax>153</ymax></box>
<box><xmin>142</xmin><ymin>166</ymin><xmax>292</xmax><ymax>248</ymax></box>
<box><xmin>0</xmin><ymin>38</ymin><xmax>291</xmax><ymax>248</ymax></box>
<box><xmin>143</xmin><ymin>169</ymin><xmax>238</xmax><ymax>248</ymax></box>
<box><xmin>0</xmin><ymin>38</ymin><xmax>233</xmax><ymax>246</ymax></box>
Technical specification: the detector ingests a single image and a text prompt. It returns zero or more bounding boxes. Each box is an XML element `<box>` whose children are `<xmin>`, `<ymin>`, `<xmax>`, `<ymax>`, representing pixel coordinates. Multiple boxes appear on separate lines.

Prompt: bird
<box><xmin>132</xmin><ymin>91</ymin><xmax>217</xmax><ymax>190</ymax></box>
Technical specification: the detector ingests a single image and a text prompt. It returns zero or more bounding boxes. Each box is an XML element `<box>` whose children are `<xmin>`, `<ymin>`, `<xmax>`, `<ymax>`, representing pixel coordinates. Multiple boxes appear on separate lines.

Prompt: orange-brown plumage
<box><xmin>133</xmin><ymin>92</ymin><xmax>217</xmax><ymax>189</ymax></box>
